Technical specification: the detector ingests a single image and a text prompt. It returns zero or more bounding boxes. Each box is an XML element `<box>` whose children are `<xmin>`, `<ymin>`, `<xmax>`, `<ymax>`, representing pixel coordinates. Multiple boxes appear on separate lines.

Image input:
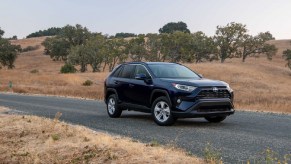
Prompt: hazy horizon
<box><xmin>1</xmin><ymin>0</ymin><xmax>291</xmax><ymax>39</ymax></box>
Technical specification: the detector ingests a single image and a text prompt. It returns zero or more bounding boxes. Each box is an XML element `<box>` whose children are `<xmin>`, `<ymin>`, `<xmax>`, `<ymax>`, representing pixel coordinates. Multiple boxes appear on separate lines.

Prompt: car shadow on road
<box><xmin>120</xmin><ymin>113</ymin><xmax>231</xmax><ymax>127</ymax></box>
<box><xmin>120</xmin><ymin>113</ymin><xmax>152</xmax><ymax>121</ymax></box>
<box><xmin>175</xmin><ymin>118</ymin><xmax>223</xmax><ymax>127</ymax></box>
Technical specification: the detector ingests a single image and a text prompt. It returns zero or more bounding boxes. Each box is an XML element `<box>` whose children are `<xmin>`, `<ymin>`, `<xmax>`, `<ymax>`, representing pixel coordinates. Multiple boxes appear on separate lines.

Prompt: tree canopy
<box><xmin>159</xmin><ymin>22</ymin><xmax>190</xmax><ymax>34</ymax></box>
<box><xmin>191</xmin><ymin>31</ymin><xmax>218</xmax><ymax>63</ymax></box>
<box><xmin>42</xmin><ymin>24</ymin><xmax>91</xmax><ymax>61</ymax></box>
<box><xmin>38</xmin><ymin>22</ymin><xmax>280</xmax><ymax>73</ymax></box>
<box><xmin>241</xmin><ymin>32</ymin><xmax>276</xmax><ymax>62</ymax></box>
<box><xmin>283</xmin><ymin>49</ymin><xmax>291</xmax><ymax>70</ymax></box>
<box><xmin>26</xmin><ymin>27</ymin><xmax>62</xmax><ymax>38</ymax></box>
<box><xmin>0</xmin><ymin>28</ymin><xmax>21</xmax><ymax>69</ymax></box>
<box><xmin>115</xmin><ymin>33</ymin><xmax>136</xmax><ymax>38</ymax></box>
<box><xmin>214</xmin><ymin>22</ymin><xmax>247</xmax><ymax>63</ymax></box>
<box><xmin>0</xmin><ymin>28</ymin><xmax>4</xmax><ymax>38</ymax></box>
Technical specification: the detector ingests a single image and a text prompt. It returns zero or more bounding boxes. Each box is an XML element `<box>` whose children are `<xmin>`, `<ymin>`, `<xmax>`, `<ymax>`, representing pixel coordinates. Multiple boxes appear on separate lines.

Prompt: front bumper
<box><xmin>172</xmin><ymin>98</ymin><xmax>235</xmax><ymax>118</ymax></box>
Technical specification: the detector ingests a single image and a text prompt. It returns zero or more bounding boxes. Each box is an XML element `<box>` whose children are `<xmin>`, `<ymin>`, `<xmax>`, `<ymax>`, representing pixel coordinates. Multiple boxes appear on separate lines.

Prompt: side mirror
<box><xmin>135</xmin><ymin>73</ymin><xmax>147</xmax><ymax>80</ymax></box>
<box><xmin>199</xmin><ymin>74</ymin><xmax>203</xmax><ymax>78</ymax></box>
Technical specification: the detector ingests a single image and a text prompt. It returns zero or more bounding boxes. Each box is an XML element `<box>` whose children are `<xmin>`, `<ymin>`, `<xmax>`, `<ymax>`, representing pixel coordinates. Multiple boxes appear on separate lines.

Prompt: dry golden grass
<box><xmin>0</xmin><ymin>38</ymin><xmax>290</xmax><ymax>113</ymax></box>
<box><xmin>0</xmin><ymin>110</ymin><xmax>202</xmax><ymax>163</ymax></box>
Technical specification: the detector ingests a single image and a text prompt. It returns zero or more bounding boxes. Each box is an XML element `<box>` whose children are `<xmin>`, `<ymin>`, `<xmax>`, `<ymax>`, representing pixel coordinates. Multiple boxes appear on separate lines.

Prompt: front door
<box><xmin>126</xmin><ymin>65</ymin><xmax>153</xmax><ymax>108</ymax></box>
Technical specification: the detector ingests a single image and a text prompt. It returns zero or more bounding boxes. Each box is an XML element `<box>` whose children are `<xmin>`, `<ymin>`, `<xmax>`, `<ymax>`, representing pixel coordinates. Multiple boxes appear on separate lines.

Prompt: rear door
<box><xmin>115</xmin><ymin>64</ymin><xmax>136</xmax><ymax>103</ymax></box>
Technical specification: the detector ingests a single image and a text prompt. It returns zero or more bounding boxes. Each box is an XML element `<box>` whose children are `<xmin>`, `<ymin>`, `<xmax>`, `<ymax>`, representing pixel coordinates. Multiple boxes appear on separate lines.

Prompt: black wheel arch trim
<box><xmin>150</xmin><ymin>89</ymin><xmax>172</xmax><ymax>106</ymax></box>
<box><xmin>105</xmin><ymin>88</ymin><xmax>120</xmax><ymax>103</ymax></box>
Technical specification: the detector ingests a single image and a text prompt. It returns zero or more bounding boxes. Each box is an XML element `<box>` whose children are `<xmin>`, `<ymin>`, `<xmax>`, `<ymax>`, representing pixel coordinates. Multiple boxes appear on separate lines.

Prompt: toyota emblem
<box><xmin>213</xmin><ymin>87</ymin><xmax>218</xmax><ymax>92</ymax></box>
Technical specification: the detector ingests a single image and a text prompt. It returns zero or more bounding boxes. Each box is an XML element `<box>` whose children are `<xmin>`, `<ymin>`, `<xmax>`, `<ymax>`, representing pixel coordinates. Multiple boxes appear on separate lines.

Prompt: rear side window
<box><xmin>119</xmin><ymin>65</ymin><xmax>136</xmax><ymax>78</ymax></box>
<box><xmin>111</xmin><ymin>66</ymin><xmax>123</xmax><ymax>77</ymax></box>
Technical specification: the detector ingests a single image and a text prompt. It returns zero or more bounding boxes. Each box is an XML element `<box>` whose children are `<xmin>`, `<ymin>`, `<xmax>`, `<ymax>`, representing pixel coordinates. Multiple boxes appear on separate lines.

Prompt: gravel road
<box><xmin>0</xmin><ymin>93</ymin><xmax>290</xmax><ymax>163</ymax></box>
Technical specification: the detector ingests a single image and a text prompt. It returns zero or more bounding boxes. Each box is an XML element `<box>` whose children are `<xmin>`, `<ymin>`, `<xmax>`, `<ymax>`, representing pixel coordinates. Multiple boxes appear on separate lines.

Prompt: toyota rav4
<box><xmin>104</xmin><ymin>62</ymin><xmax>234</xmax><ymax>126</ymax></box>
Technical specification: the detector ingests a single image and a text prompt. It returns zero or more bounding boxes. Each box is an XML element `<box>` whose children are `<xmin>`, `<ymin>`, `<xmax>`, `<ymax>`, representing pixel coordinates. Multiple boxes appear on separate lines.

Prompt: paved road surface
<box><xmin>0</xmin><ymin>93</ymin><xmax>290</xmax><ymax>163</ymax></box>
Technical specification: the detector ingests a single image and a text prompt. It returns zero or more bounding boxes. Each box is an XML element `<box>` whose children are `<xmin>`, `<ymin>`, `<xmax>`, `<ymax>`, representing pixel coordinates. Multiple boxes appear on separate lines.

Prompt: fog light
<box><xmin>177</xmin><ymin>98</ymin><xmax>181</xmax><ymax>104</ymax></box>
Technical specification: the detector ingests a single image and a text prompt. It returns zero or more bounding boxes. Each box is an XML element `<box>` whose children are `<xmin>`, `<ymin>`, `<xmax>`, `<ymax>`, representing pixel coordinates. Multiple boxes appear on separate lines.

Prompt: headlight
<box><xmin>172</xmin><ymin>83</ymin><xmax>196</xmax><ymax>92</ymax></box>
<box><xmin>226</xmin><ymin>84</ymin><xmax>233</xmax><ymax>92</ymax></box>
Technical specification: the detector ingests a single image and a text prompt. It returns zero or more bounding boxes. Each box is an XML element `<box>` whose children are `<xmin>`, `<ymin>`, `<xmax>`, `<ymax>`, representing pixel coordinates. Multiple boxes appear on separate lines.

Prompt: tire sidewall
<box><xmin>151</xmin><ymin>96</ymin><xmax>175</xmax><ymax>126</ymax></box>
<box><xmin>107</xmin><ymin>94</ymin><xmax>122</xmax><ymax>118</ymax></box>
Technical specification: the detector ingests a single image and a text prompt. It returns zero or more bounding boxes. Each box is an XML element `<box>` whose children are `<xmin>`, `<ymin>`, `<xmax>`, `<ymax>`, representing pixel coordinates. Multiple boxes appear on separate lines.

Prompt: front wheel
<box><xmin>152</xmin><ymin>96</ymin><xmax>176</xmax><ymax>126</ymax></box>
<box><xmin>106</xmin><ymin>94</ymin><xmax>122</xmax><ymax>118</ymax></box>
<box><xmin>205</xmin><ymin>116</ymin><xmax>226</xmax><ymax>123</ymax></box>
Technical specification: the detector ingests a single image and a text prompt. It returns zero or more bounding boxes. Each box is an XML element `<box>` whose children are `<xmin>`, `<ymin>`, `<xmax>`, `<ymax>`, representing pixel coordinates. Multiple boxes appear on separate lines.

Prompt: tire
<box><xmin>152</xmin><ymin>96</ymin><xmax>176</xmax><ymax>126</ymax></box>
<box><xmin>106</xmin><ymin>94</ymin><xmax>122</xmax><ymax>118</ymax></box>
<box><xmin>205</xmin><ymin>116</ymin><xmax>226</xmax><ymax>123</ymax></box>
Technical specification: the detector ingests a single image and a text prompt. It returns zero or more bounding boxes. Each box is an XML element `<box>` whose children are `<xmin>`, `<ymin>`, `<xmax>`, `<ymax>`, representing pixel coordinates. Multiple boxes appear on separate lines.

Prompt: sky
<box><xmin>0</xmin><ymin>0</ymin><xmax>291</xmax><ymax>39</ymax></box>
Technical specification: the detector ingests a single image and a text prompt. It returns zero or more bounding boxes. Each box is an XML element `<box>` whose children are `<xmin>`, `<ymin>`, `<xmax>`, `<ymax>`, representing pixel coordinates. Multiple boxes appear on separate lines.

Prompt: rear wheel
<box><xmin>152</xmin><ymin>96</ymin><xmax>176</xmax><ymax>126</ymax></box>
<box><xmin>205</xmin><ymin>116</ymin><xmax>226</xmax><ymax>123</ymax></box>
<box><xmin>106</xmin><ymin>94</ymin><xmax>122</xmax><ymax>118</ymax></box>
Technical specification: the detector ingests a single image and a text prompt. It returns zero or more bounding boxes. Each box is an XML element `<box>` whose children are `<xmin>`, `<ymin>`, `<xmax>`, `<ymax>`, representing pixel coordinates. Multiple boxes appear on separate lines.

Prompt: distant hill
<box><xmin>267</xmin><ymin>40</ymin><xmax>291</xmax><ymax>57</ymax></box>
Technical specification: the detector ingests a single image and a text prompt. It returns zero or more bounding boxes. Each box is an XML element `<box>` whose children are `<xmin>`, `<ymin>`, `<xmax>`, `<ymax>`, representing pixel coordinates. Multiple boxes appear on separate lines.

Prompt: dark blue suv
<box><xmin>104</xmin><ymin>62</ymin><xmax>234</xmax><ymax>126</ymax></box>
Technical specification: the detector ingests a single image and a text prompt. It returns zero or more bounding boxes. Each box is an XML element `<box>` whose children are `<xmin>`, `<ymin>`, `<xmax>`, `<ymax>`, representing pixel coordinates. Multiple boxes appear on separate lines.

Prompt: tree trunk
<box><xmin>242</xmin><ymin>47</ymin><xmax>247</xmax><ymax>62</ymax></box>
<box><xmin>80</xmin><ymin>63</ymin><xmax>86</xmax><ymax>72</ymax></box>
<box><xmin>242</xmin><ymin>55</ymin><xmax>247</xmax><ymax>62</ymax></box>
<box><xmin>110</xmin><ymin>57</ymin><xmax>118</xmax><ymax>71</ymax></box>
<box><xmin>103</xmin><ymin>62</ymin><xmax>107</xmax><ymax>72</ymax></box>
<box><xmin>220</xmin><ymin>49</ymin><xmax>228</xmax><ymax>63</ymax></box>
<box><xmin>220</xmin><ymin>58</ymin><xmax>225</xmax><ymax>63</ymax></box>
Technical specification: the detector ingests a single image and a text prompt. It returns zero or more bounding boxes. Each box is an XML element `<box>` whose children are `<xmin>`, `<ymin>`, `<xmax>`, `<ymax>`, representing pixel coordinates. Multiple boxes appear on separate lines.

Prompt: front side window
<box><xmin>119</xmin><ymin>65</ymin><xmax>136</xmax><ymax>78</ymax></box>
<box><xmin>148</xmin><ymin>64</ymin><xmax>200</xmax><ymax>79</ymax></box>
<box><xmin>134</xmin><ymin>65</ymin><xmax>151</xmax><ymax>78</ymax></box>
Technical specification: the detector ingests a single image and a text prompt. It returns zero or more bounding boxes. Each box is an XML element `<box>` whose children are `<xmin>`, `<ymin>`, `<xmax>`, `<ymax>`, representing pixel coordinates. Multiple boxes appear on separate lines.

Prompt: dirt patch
<box><xmin>0</xmin><ymin>107</ymin><xmax>9</xmax><ymax>113</ymax></box>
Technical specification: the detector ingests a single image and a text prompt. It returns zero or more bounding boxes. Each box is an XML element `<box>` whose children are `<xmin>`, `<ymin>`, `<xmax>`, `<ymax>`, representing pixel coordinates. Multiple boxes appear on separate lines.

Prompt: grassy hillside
<box><xmin>0</xmin><ymin>38</ymin><xmax>290</xmax><ymax>113</ymax></box>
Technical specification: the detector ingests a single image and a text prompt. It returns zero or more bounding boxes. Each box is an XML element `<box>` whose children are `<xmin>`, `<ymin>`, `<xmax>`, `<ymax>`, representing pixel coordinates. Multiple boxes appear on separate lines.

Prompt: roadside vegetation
<box><xmin>0</xmin><ymin>107</ymin><xmax>202</xmax><ymax>163</ymax></box>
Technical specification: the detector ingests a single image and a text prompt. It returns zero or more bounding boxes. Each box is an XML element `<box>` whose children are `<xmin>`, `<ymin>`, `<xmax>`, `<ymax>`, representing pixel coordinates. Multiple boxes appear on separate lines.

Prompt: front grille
<box><xmin>196</xmin><ymin>89</ymin><xmax>231</xmax><ymax>99</ymax></box>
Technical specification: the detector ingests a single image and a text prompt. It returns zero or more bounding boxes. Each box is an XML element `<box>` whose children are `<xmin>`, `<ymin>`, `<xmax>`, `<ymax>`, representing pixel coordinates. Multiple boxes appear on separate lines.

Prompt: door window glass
<box><xmin>119</xmin><ymin>65</ymin><xmax>136</xmax><ymax>78</ymax></box>
<box><xmin>135</xmin><ymin>65</ymin><xmax>151</xmax><ymax>78</ymax></box>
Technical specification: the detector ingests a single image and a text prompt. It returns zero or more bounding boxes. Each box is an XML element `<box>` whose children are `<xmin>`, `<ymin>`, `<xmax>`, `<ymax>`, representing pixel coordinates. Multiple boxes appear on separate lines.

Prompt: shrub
<box><xmin>51</xmin><ymin>134</ymin><xmax>60</xmax><ymax>141</ymax></box>
<box><xmin>60</xmin><ymin>63</ymin><xmax>76</xmax><ymax>74</ymax></box>
<box><xmin>21</xmin><ymin>45</ymin><xmax>40</xmax><ymax>52</ymax></box>
<box><xmin>147</xmin><ymin>139</ymin><xmax>160</xmax><ymax>147</ymax></box>
<box><xmin>30</xmin><ymin>69</ymin><xmax>39</xmax><ymax>74</ymax></box>
<box><xmin>82</xmin><ymin>80</ymin><xmax>93</xmax><ymax>86</ymax></box>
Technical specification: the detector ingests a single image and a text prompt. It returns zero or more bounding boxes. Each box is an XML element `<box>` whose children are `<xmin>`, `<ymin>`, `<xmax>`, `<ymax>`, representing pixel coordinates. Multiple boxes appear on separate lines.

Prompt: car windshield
<box><xmin>148</xmin><ymin>64</ymin><xmax>200</xmax><ymax>79</ymax></box>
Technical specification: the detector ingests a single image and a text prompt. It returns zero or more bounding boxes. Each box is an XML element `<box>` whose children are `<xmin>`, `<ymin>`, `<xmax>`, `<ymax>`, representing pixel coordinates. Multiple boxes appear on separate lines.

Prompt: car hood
<box><xmin>159</xmin><ymin>78</ymin><xmax>228</xmax><ymax>87</ymax></box>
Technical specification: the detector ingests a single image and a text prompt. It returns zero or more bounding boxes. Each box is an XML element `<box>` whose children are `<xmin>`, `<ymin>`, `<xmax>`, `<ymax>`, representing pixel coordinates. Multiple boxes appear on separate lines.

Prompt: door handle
<box><xmin>114</xmin><ymin>80</ymin><xmax>120</xmax><ymax>85</ymax></box>
<box><xmin>129</xmin><ymin>84</ymin><xmax>134</xmax><ymax>88</ymax></box>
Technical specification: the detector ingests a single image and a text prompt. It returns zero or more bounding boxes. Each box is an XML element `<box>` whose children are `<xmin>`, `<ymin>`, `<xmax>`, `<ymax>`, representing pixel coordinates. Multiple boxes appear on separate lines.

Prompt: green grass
<box><xmin>51</xmin><ymin>134</ymin><xmax>60</xmax><ymax>141</ymax></box>
<box><xmin>203</xmin><ymin>142</ymin><xmax>222</xmax><ymax>164</ymax></box>
<box><xmin>82</xmin><ymin>80</ymin><xmax>93</xmax><ymax>86</ymax></box>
